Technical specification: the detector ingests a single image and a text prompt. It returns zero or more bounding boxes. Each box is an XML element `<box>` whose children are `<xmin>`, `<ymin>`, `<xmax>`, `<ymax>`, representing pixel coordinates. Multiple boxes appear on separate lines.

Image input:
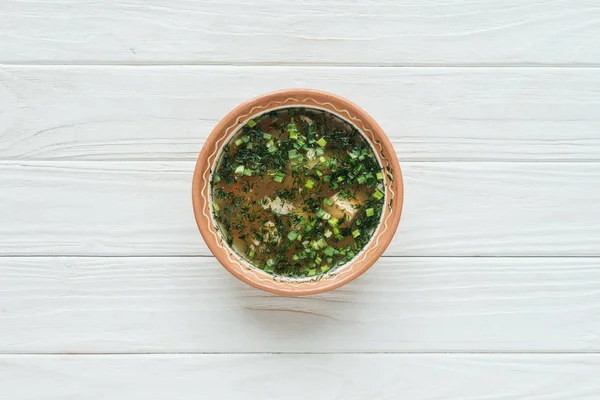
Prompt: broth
<box><xmin>210</xmin><ymin>108</ymin><xmax>385</xmax><ymax>277</ymax></box>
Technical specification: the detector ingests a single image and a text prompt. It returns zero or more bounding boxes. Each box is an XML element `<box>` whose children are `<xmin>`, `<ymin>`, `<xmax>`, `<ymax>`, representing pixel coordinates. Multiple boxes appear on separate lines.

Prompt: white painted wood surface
<box><xmin>2</xmin><ymin>0</ymin><xmax>600</xmax><ymax>65</ymax></box>
<box><xmin>2</xmin><ymin>66</ymin><xmax>600</xmax><ymax>161</ymax></box>
<box><xmin>2</xmin><ymin>354</ymin><xmax>600</xmax><ymax>400</ymax></box>
<box><xmin>1</xmin><ymin>161</ymin><xmax>599</xmax><ymax>256</ymax></box>
<box><xmin>1</xmin><ymin>256</ymin><xmax>600</xmax><ymax>353</ymax></box>
<box><xmin>2</xmin><ymin>1</ymin><xmax>600</xmax><ymax>398</ymax></box>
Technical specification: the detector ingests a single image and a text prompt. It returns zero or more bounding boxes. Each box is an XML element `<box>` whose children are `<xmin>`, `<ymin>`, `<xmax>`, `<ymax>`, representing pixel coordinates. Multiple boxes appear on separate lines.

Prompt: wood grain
<box><xmin>2</xmin><ymin>354</ymin><xmax>600</xmax><ymax>399</ymax></box>
<box><xmin>2</xmin><ymin>66</ymin><xmax>600</xmax><ymax>161</ymax></box>
<box><xmin>1</xmin><ymin>256</ymin><xmax>599</xmax><ymax>353</ymax></box>
<box><xmin>1</xmin><ymin>0</ymin><xmax>600</xmax><ymax>65</ymax></box>
<box><xmin>1</xmin><ymin>161</ymin><xmax>598</xmax><ymax>257</ymax></box>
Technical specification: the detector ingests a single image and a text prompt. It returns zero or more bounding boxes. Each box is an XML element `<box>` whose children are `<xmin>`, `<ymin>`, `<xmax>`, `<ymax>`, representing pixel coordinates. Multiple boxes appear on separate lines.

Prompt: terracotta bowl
<box><xmin>192</xmin><ymin>89</ymin><xmax>403</xmax><ymax>296</ymax></box>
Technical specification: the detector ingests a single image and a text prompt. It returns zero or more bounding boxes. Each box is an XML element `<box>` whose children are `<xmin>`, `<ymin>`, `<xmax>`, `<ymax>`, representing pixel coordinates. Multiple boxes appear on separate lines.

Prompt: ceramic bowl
<box><xmin>192</xmin><ymin>89</ymin><xmax>403</xmax><ymax>295</ymax></box>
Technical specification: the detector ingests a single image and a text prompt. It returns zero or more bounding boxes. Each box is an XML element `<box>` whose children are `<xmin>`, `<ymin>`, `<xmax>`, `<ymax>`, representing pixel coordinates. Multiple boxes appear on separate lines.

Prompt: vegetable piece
<box><xmin>273</xmin><ymin>172</ymin><xmax>286</xmax><ymax>183</ymax></box>
<box><xmin>324</xmin><ymin>246</ymin><xmax>335</xmax><ymax>257</ymax></box>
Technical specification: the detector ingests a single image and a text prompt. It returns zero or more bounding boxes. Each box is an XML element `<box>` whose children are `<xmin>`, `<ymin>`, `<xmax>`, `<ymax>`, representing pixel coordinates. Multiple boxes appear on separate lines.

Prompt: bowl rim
<box><xmin>192</xmin><ymin>88</ymin><xmax>403</xmax><ymax>296</ymax></box>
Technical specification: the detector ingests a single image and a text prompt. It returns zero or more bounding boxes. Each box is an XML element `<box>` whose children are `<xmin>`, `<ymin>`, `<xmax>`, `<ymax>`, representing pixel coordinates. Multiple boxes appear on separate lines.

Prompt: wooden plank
<box><xmin>2</xmin><ymin>354</ymin><xmax>600</xmax><ymax>399</ymax></box>
<box><xmin>0</xmin><ymin>161</ymin><xmax>598</xmax><ymax>257</ymax></box>
<box><xmin>1</xmin><ymin>256</ymin><xmax>600</xmax><ymax>353</ymax></box>
<box><xmin>2</xmin><ymin>0</ymin><xmax>600</xmax><ymax>65</ymax></box>
<box><xmin>2</xmin><ymin>66</ymin><xmax>600</xmax><ymax>161</ymax></box>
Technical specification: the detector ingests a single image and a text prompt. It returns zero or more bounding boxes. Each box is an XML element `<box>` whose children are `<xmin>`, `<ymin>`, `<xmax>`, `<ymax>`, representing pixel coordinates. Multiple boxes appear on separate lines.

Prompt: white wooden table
<box><xmin>1</xmin><ymin>1</ymin><xmax>600</xmax><ymax>398</ymax></box>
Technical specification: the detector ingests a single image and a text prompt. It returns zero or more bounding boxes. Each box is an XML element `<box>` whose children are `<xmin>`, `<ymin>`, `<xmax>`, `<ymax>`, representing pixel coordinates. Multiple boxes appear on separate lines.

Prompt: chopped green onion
<box><xmin>324</xmin><ymin>229</ymin><xmax>332</xmax><ymax>238</ymax></box>
<box><xmin>263</xmin><ymin>132</ymin><xmax>272</xmax><ymax>140</ymax></box>
<box><xmin>316</xmin><ymin>209</ymin><xmax>325</xmax><ymax>218</ymax></box>
<box><xmin>235</xmin><ymin>138</ymin><xmax>243</xmax><ymax>146</ymax></box>
<box><xmin>366</xmin><ymin>208</ymin><xmax>375</xmax><ymax>217</ymax></box>
<box><xmin>317</xmin><ymin>137</ymin><xmax>327</xmax><ymax>147</ymax></box>
<box><xmin>273</xmin><ymin>172</ymin><xmax>285</xmax><ymax>183</ymax></box>
<box><xmin>372</xmin><ymin>189</ymin><xmax>384</xmax><ymax>200</ymax></box>
<box><xmin>323</xmin><ymin>198</ymin><xmax>334</xmax><ymax>206</ymax></box>
<box><xmin>243</xmin><ymin>168</ymin><xmax>252</xmax><ymax>176</ymax></box>
<box><xmin>287</xmin><ymin>231</ymin><xmax>299</xmax><ymax>241</ymax></box>
<box><xmin>352</xmin><ymin>229</ymin><xmax>361</xmax><ymax>238</ymax></box>
<box><xmin>246</xmin><ymin>142</ymin><xmax>253</xmax><ymax>150</ymax></box>
<box><xmin>376</xmin><ymin>172</ymin><xmax>383</xmax><ymax>180</ymax></box>
<box><xmin>321</xmin><ymin>265</ymin><xmax>330</xmax><ymax>273</ymax></box>
<box><xmin>248</xmin><ymin>249</ymin><xmax>255</xmax><ymax>258</ymax></box>
<box><xmin>321</xmin><ymin>211</ymin><xmax>331</xmax><ymax>220</ymax></box>
<box><xmin>305</xmin><ymin>179</ymin><xmax>315</xmax><ymax>189</ymax></box>
<box><xmin>265</xmin><ymin>258</ymin><xmax>275</xmax><ymax>273</ymax></box>
<box><xmin>328</xmin><ymin>217</ymin><xmax>339</xmax><ymax>227</ymax></box>
<box><xmin>308</xmin><ymin>269</ymin><xmax>316</xmax><ymax>276</ymax></box>
<box><xmin>317</xmin><ymin>238</ymin><xmax>328</xmax><ymax>249</ymax></box>
<box><xmin>235</xmin><ymin>165</ymin><xmax>245</xmax><ymax>175</ymax></box>
<box><xmin>247</xmin><ymin>119</ymin><xmax>257</xmax><ymax>128</ymax></box>
<box><xmin>241</xmin><ymin>136</ymin><xmax>250</xmax><ymax>143</ymax></box>
<box><xmin>289</xmin><ymin>127</ymin><xmax>298</xmax><ymax>140</ymax></box>
<box><xmin>324</xmin><ymin>246</ymin><xmax>335</xmax><ymax>257</ymax></box>
<box><xmin>357</xmin><ymin>175</ymin><xmax>366</xmax><ymax>184</ymax></box>
<box><xmin>288</xmin><ymin>149</ymin><xmax>298</xmax><ymax>159</ymax></box>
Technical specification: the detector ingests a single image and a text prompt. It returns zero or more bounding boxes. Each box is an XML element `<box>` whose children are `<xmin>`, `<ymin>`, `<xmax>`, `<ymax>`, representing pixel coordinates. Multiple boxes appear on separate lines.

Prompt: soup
<box><xmin>210</xmin><ymin>107</ymin><xmax>385</xmax><ymax>278</ymax></box>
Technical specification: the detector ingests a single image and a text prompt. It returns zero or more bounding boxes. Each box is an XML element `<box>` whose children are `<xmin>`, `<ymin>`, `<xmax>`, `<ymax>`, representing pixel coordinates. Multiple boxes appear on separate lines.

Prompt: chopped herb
<box><xmin>273</xmin><ymin>172</ymin><xmax>286</xmax><ymax>183</ymax></box>
<box><xmin>372</xmin><ymin>189</ymin><xmax>384</xmax><ymax>200</ymax></box>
